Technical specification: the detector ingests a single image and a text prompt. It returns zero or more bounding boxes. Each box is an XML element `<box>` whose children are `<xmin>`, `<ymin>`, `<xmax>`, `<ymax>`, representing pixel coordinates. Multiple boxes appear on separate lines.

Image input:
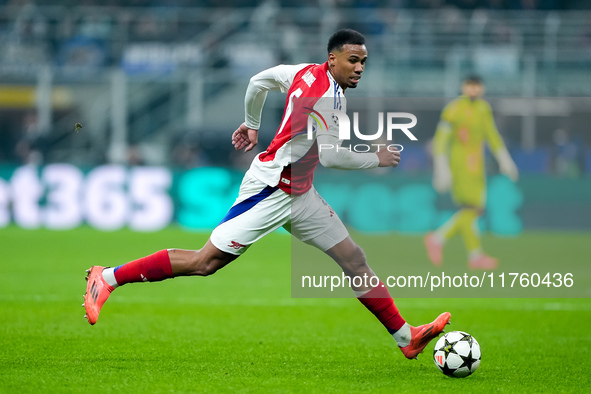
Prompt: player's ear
<box><xmin>328</xmin><ymin>52</ymin><xmax>336</xmax><ymax>67</ymax></box>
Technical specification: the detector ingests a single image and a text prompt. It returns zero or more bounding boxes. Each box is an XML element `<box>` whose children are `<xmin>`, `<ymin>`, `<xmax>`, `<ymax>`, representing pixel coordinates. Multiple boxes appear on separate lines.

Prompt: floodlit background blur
<box><xmin>0</xmin><ymin>0</ymin><xmax>590</xmax><ymax>233</ymax></box>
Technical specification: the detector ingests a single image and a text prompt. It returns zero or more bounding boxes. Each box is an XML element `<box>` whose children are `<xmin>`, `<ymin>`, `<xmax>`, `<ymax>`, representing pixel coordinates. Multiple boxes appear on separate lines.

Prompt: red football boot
<box><xmin>469</xmin><ymin>254</ymin><xmax>498</xmax><ymax>270</ymax></box>
<box><xmin>83</xmin><ymin>266</ymin><xmax>114</xmax><ymax>325</ymax></box>
<box><xmin>400</xmin><ymin>312</ymin><xmax>451</xmax><ymax>359</ymax></box>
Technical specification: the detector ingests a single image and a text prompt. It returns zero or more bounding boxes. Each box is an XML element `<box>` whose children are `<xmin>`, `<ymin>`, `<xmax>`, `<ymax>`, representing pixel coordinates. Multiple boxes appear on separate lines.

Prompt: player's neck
<box><xmin>328</xmin><ymin>68</ymin><xmax>347</xmax><ymax>91</ymax></box>
<box><xmin>461</xmin><ymin>94</ymin><xmax>479</xmax><ymax>101</ymax></box>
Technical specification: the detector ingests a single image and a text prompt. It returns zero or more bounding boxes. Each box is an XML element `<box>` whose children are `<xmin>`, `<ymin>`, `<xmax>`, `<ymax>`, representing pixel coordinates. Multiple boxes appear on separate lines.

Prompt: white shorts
<box><xmin>210</xmin><ymin>171</ymin><xmax>349</xmax><ymax>255</ymax></box>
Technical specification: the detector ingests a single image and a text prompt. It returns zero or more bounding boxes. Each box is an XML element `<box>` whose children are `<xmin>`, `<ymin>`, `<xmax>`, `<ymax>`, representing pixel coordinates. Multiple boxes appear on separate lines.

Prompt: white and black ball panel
<box><xmin>433</xmin><ymin>331</ymin><xmax>481</xmax><ymax>378</ymax></box>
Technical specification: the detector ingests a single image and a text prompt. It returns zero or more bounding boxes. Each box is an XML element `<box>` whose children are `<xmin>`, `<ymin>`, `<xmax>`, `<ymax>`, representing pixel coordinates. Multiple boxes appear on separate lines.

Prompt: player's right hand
<box><xmin>496</xmin><ymin>148</ymin><xmax>519</xmax><ymax>182</ymax></box>
<box><xmin>232</xmin><ymin>123</ymin><xmax>258</xmax><ymax>152</ymax></box>
<box><xmin>433</xmin><ymin>155</ymin><xmax>452</xmax><ymax>193</ymax></box>
<box><xmin>376</xmin><ymin>146</ymin><xmax>401</xmax><ymax>168</ymax></box>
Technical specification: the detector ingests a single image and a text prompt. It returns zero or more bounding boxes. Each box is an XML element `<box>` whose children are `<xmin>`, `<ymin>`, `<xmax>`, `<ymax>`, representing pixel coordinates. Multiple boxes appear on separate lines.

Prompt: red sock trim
<box><xmin>357</xmin><ymin>281</ymin><xmax>406</xmax><ymax>332</ymax></box>
<box><xmin>114</xmin><ymin>250</ymin><xmax>173</xmax><ymax>286</ymax></box>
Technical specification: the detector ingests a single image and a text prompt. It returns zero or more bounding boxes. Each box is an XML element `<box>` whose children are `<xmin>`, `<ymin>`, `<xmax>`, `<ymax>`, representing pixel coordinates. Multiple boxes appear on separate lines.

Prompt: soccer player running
<box><xmin>425</xmin><ymin>76</ymin><xmax>519</xmax><ymax>270</ymax></box>
<box><xmin>84</xmin><ymin>29</ymin><xmax>450</xmax><ymax>360</ymax></box>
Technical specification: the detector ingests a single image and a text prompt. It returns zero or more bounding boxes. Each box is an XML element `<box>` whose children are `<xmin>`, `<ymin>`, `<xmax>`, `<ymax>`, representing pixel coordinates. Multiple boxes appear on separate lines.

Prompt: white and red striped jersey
<box><xmin>245</xmin><ymin>62</ymin><xmax>345</xmax><ymax>196</ymax></box>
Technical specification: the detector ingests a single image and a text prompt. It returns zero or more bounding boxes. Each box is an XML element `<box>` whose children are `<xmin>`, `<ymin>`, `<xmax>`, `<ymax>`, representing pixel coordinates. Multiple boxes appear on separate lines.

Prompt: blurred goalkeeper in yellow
<box><xmin>424</xmin><ymin>76</ymin><xmax>518</xmax><ymax>270</ymax></box>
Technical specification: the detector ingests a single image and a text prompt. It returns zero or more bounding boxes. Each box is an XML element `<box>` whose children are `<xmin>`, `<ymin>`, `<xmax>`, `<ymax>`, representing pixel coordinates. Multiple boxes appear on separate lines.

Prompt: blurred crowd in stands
<box><xmin>0</xmin><ymin>0</ymin><xmax>589</xmax><ymax>10</ymax></box>
<box><xmin>0</xmin><ymin>0</ymin><xmax>590</xmax><ymax>175</ymax></box>
<box><xmin>1</xmin><ymin>0</ymin><xmax>590</xmax><ymax>70</ymax></box>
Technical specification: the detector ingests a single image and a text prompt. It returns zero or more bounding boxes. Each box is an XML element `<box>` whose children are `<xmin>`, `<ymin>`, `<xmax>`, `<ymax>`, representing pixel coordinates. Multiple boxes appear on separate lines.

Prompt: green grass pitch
<box><xmin>0</xmin><ymin>227</ymin><xmax>589</xmax><ymax>393</ymax></box>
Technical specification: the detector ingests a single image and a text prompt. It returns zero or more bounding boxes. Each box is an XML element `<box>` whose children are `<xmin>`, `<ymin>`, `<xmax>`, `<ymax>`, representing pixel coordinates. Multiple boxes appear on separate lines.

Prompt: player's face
<box><xmin>328</xmin><ymin>44</ymin><xmax>368</xmax><ymax>90</ymax></box>
<box><xmin>462</xmin><ymin>82</ymin><xmax>485</xmax><ymax>98</ymax></box>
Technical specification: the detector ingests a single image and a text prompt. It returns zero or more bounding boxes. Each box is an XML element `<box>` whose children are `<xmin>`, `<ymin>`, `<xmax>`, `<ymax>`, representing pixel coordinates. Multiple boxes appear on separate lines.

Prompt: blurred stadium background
<box><xmin>1</xmin><ymin>3</ymin><xmax>590</xmax><ymax>391</ymax></box>
<box><xmin>0</xmin><ymin>0</ymin><xmax>590</xmax><ymax>234</ymax></box>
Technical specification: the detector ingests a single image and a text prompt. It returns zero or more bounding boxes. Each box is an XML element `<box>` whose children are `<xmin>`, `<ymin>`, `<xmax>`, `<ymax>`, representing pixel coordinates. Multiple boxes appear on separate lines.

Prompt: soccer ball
<box><xmin>433</xmin><ymin>331</ymin><xmax>481</xmax><ymax>378</ymax></box>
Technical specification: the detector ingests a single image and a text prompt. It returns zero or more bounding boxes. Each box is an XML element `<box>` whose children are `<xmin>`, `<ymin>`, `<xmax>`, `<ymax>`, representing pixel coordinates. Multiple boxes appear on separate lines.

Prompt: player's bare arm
<box><xmin>376</xmin><ymin>146</ymin><xmax>401</xmax><ymax>168</ymax></box>
<box><xmin>317</xmin><ymin>134</ymin><xmax>399</xmax><ymax>170</ymax></box>
<box><xmin>232</xmin><ymin>123</ymin><xmax>258</xmax><ymax>152</ymax></box>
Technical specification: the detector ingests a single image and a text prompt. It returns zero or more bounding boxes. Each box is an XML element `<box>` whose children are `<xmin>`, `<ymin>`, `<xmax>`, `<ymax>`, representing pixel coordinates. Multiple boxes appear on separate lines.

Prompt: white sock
<box><xmin>393</xmin><ymin>322</ymin><xmax>411</xmax><ymax>347</ymax></box>
<box><xmin>353</xmin><ymin>288</ymin><xmax>371</xmax><ymax>298</ymax></box>
<box><xmin>102</xmin><ymin>268</ymin><xmax>119</xmax><ymax>288</ymax></box>
<box><xmin>468</xmin><ymin>249</ymin><xmax>484</xmax><ymax>261</ymax></box>
<box><xmin>431</xmin><ymin>232</ymin><xmax>445</xmax><ymax>245</ymax></box>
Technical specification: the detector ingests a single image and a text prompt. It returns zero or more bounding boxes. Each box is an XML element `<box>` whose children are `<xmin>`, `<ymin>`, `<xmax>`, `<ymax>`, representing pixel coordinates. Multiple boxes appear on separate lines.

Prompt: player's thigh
<box><xmin>211</xmin><ymin>175</ymin><xmax>291</xmax><ymax>256</ymax></box>
<box><xmin>288</xmin><ymin>186</ymin><xmax>349</xmax><ymax>252</ymax></box>
<box><xmin>452</xmin><ymin>172</ymin><xmax>486</xmax><ymax>209</ymax></box>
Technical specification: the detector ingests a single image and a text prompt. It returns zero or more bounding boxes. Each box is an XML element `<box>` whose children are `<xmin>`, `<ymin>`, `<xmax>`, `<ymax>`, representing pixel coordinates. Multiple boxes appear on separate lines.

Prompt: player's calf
<box><xmin>326</xmin><ymin>238</ymin><xmax>370</xmax><ymax>278</ymax></box>
<box><xmin>168</xmin><ymin>243</ymin><xmax>238</xmax><ymax>277</ymax></box>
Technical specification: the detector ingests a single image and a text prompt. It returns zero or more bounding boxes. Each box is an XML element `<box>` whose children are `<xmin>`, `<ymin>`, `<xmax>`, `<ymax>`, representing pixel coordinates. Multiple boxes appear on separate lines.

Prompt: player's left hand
<box><xmin>496</xmin><ymin>148</ymin><xmax>519</xmax><ymax>182</ymax></box>
<box><xmin>232</xmin><ymin>123</ymin><xmax>258</xmax><ymax>152</ymax></box>
<box><xmin>376</xmin><ymin>145</ymin><xmax>401</xmax><ymax>168</ymax></box>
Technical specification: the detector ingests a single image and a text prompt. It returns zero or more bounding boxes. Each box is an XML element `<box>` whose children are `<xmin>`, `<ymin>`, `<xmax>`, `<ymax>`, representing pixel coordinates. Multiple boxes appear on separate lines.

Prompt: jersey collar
<box><xmin>324</xmin><ymin>62</ymin><xmax>345</xmax><ymax>95</ymax></box>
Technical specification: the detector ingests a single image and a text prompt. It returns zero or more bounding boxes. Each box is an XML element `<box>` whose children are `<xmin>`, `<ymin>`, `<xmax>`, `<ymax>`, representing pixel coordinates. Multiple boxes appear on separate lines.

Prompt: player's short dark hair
<box><xmin>464</xmin><ymin>75</ymin><xmax>483</xmax><ymax>85</ymax></box>
<box><xmin>327</xmin><ymin>29</ymin><xmax>366</xmax><ymax>54</ymax></box>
